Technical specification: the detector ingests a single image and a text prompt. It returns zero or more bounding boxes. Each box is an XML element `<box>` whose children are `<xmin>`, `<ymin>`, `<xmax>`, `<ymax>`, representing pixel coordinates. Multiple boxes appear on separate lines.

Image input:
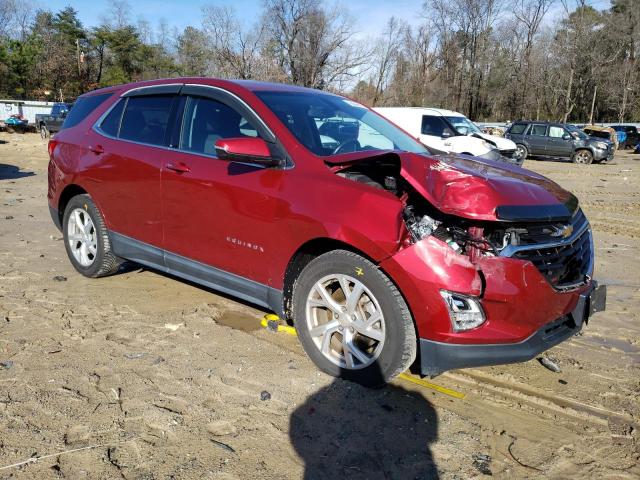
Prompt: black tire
<box><xmin>572</xmin><ymin>149</ymin><xmax>593</xmax><ymax>165</ymax></box>
<box><xmin>292</xmin><ymin>250</ymin><xmax>416</xmax><ymax>387</ymax></box>
<box><xmin>62</xmin><ymin>194</ymin><xmax>123</xmax><ymax>278</ymax></box>
<box><xmin>514</xmin><ymin>144</ymin><xmax>528</xmax><ymax>163</ymax></box>
<box><xmin>40</xmin><ymin>125</ymin><xmax>49</xmax><ymax>139</ymax></box>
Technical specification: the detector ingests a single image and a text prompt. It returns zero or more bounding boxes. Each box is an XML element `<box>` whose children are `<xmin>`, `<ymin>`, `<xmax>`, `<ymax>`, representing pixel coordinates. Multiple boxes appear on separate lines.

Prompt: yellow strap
<box><xmin>260</xmin><ymin>315</ymin><xmax>465</xmax><ymax>399</ymax></box>
<box><xmin>398</xmin><ymin>373</ymin><xmax>466</xmax><ymax>399</ymax></box>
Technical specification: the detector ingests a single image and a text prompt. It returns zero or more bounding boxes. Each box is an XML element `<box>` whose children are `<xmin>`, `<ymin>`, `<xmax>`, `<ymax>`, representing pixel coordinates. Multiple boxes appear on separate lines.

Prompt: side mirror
<box><xmin>562</xmin><ymin>133</ymin><xmax>571</xmax><ymax>140</ymax></box>
<box><xmin>441</xmin><ymin>130</ymin><xmax>453</xmax><ymax>138</ymax></box>
<box><xmin>214</xmin><ymin>137</ymin><xmax>283</xmax><ymax>167</ymax></box>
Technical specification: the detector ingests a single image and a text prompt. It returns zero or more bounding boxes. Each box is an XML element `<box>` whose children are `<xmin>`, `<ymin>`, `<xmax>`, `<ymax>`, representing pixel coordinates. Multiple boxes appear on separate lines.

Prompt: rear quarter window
<box><xmin>508</xmin><ymin>123</ymin><xmax>527</xmax><ymax>135</ymax></box>
<box><xmin>61</xmin><ymin>93</ymin><xmax>112</xmax><ymax>130</ymax></box>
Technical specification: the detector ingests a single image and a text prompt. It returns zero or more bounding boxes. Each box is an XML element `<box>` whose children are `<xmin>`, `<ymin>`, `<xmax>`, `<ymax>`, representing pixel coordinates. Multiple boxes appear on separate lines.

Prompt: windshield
<box><xmin>444</xmin><ymin>116</ymin><xmax>481</xmax><ymax>135</ymax></box>
<box><xmin>255</xmin><ymin>91</ymin><xmax>428</xmax><ymax>157</ymax></box>
<box><xmin>566</xmin><ymin>124</ymin><xmax>589</xmax><ymax>140</ymax></box>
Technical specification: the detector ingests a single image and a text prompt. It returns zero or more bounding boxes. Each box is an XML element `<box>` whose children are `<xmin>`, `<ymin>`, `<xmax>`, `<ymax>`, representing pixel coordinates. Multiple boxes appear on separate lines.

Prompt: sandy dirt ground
<box><xmin>0</xmin><ymin>131</ymin><xmax>638</xmax><ymax>479</ymax></box>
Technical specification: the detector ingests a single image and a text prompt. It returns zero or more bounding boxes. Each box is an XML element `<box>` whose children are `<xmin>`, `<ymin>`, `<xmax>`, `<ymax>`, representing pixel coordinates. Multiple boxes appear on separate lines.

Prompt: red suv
<box><xmin>48</xmin><ymin>78</ymin><xmax>606</xmax><ymax>385</ymax></box>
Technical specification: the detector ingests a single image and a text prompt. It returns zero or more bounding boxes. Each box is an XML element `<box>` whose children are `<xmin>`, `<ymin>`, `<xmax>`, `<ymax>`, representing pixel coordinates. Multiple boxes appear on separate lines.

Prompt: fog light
<box><xmin>439</xmin><ymin>290</ymin><xmax>486</xmax><ymax>332</ymax></box>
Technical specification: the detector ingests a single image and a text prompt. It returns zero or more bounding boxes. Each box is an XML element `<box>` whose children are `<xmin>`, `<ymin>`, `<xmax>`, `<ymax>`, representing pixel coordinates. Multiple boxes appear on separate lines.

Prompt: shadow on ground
<box><xmin>0</xmin><ymin>163</ymin><xmax>35</xmax><ymax>180</ymax></box>
<box><xmin>290</xmin><ymin>364</ymin><xmax>439</xmax><ymax>480</ymax></box>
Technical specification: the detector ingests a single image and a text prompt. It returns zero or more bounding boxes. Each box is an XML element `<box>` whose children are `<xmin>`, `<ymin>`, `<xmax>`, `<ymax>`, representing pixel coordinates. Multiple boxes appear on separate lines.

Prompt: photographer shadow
<box><xmin>290</xmin><ymin>363</ymin><xmax>439</xmax><ymax>480</ymax></box>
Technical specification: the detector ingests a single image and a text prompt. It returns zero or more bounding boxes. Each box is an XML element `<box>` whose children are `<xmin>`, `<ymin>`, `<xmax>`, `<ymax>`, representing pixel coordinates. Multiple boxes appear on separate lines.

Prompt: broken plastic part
<box><xmin>439</xmin><ymin>290</ymin><xmax>486</xmax><ymax>331</ymax></box>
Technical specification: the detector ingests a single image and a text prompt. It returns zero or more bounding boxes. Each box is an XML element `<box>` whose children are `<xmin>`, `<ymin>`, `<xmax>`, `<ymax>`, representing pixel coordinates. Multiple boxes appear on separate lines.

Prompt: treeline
<box><xmin>0</xmin><ymin>0</ymin><xmax>637</xmax><ymax>122</ymax></box>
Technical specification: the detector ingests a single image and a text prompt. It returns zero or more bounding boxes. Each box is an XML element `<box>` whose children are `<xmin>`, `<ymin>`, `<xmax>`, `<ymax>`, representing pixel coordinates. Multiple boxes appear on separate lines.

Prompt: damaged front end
<box><xmin>328</xmin><ymin>151</ymin><xmax>606</xmax><ymax>375</ymax></box>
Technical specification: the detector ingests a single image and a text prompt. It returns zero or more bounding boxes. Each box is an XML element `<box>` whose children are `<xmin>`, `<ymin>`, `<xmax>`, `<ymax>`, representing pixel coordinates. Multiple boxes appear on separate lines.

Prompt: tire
<box><xmin>40</xmin><ymin>125</ymin><xmax>49</xmax><ymax>139</ymax></box>
<box><xmin>62</xmin><ymin>194</ymin><xmax>123</xmax><ymax>278</ymax></box>
<box><xmin>292</xmin><ymin>249</ymin><xmax>416</xmax><ymax>387</ymax></box>
<box><xmin>572</xmin><ymin>149</ymin><xmax>593</xmax><ymax>165</ymax></box>
<box><xmin>514</xmin><ymin>144</ymin><xmax>528</xmax><ymax>163</ymax></box>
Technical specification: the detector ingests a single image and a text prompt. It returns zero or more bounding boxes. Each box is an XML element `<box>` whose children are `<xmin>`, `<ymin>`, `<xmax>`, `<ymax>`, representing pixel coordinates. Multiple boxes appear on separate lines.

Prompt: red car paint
<box><xmin>48</xmin><ymin>78</ymin><xmax>601</xmax><ymax>369</ymax></box>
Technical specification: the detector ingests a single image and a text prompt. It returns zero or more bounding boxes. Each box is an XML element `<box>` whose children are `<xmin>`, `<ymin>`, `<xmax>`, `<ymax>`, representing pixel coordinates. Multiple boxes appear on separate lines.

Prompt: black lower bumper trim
<box><xmin>419</xmin><ymin>282</ymin><xmax>604</xmax><ymax>376</ymax></box>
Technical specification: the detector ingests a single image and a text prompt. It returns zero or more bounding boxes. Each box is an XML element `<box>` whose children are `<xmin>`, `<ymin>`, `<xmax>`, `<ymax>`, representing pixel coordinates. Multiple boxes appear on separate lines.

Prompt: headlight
<box><xmin>440</xmin><ymin>290</ymin><xmax>486</xmax><ymax>331</ymax></box>
<box><xmin>595</xmin><ymin>142</ymin><xmax>608</xmax><ymax>149</ymax></box>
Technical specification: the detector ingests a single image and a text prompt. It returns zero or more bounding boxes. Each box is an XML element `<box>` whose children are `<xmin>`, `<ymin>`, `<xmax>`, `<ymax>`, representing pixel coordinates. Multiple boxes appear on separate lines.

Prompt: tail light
<box><xmin>48</xmin><ymin>139</ymin><xmax>59</xmax><ymax>159</ymax></box>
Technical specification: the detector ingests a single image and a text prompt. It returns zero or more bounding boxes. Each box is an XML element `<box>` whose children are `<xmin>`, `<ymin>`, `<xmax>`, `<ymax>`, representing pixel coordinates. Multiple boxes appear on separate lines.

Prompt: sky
<box><xmin>41</xmin><ymin>0</ymin><xmax>424</xmax><ymax>40</ymax></box>
<box><xmin>42</xmin><ymin>0</ymin><xmax>613</xmax><ymax>41</ymax></box>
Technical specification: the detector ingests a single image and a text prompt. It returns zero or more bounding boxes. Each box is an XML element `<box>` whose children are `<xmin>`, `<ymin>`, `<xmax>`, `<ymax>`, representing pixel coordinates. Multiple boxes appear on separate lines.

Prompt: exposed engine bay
<box><xmin>332</xmin><ymin>154</ymin><xmax>591</xmax><ymax>288</ymax></box>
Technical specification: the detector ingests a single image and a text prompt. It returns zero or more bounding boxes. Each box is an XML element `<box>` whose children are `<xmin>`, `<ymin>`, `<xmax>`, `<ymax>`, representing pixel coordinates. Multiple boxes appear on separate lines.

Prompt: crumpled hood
<box><xmin>327</xmin><ymin>151</ymin><xmax>578</xmax><ymax>222</ymax></box>
<box><xmin>401</xmin><ymin>152</ymin><xmax>578</xmax><ymax>221</ymax></box>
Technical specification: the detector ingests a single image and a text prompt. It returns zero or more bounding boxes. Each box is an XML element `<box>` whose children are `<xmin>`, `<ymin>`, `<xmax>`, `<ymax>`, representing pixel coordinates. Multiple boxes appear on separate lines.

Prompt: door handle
<box><xmin>89</xmin><ymin>144</ymin><xmax>104</xmax><ymax>154</ymax></box>
<box><xmin>166</xmin><ymin>162</ymin><xmax>191</xmax><ymax>173</ymax></box>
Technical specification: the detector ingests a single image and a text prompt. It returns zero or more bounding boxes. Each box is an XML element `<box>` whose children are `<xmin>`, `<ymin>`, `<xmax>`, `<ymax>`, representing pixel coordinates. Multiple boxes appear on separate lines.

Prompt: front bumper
<box><xmin>419</xmin><ymin>282</ymin><xmax>606</xmax><ymax>375</ymax></box>
<box><xmin>593</xmin><ymin>146</ymin><xmax>615</xmax><ymax>162</ymax></box>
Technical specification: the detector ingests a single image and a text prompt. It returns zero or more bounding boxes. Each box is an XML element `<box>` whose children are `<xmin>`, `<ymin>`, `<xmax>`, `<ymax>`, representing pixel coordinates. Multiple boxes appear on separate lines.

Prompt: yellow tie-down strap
<box><xmin>260</xmin><ymin>315</ymin><xmax>466</xmax><ymax>400</ymax></box>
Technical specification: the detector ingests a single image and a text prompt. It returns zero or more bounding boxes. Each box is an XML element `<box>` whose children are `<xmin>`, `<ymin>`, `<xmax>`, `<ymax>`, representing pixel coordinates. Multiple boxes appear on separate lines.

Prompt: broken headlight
<box><xmin>439</xmin><ymin>290</ymin><xmax>486</xmax><ymax>331</ymax></box>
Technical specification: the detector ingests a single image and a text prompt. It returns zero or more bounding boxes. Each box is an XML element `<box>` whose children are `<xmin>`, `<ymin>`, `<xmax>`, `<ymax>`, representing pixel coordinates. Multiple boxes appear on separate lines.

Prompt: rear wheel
<box><xmin>292</xmin><ymin>250</ymin><xmax>416</xmax><ymax>387</ymax></box>
<box><xmin>573</xmin><ymin>149</ymin><xmax>593</xmax><ymax>165</ymax></box>
<box><xmin>514</xmin><ymin>144</ymin><xmax>528</xmax><ymax>163</ymax></box>
<box><xmin>62</xmin><ymin>194</ymin><xmax>123</xmax><ymax>278</ymax></box>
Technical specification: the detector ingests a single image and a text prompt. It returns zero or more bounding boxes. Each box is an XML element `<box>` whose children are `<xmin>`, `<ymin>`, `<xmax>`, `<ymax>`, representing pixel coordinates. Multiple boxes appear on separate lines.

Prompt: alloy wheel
<box><xmin>67</xmin><ymin>208</ymin><xmax>97</xmax><ymax>267</ymax></box>
<box><xmin>574</xmin><ymin>151</ymin><xmax>592</xmax><ymax>164</ymax></box>
<box><xmin>305</xmin><ymin>274</ymin><xmax>386</xmax><ymax>370</ymax></box>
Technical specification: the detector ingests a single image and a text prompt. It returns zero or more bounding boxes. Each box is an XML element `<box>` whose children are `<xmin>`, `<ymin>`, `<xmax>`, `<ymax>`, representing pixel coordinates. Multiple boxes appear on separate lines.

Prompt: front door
<box><xmin>546</xmin><ymin>125</ymin><xmax>574</xmax><ymax>157</ymax></box>
<box><xmin>161</xmin><ymin>89</ymin><xmax>287</xmax><ymax>291</ymax></box>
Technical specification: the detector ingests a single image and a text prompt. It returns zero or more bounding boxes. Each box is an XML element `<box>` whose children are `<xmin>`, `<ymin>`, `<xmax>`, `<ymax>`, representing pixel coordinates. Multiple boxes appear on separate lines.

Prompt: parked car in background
<box><xmin>47</xmin><ymin>78</ymin><xmax>605</xmax><ymax>385</ymax></box>
<box><xmin>583</xmin><ymin>125</ymin><xmax>618</xmax><ymax>150</ymax></box>
<box><xmin>36</xmin><ymin>102</ymin><xmax>72</xmax><ymax>138</ymax></box>
<box><xmin>375</xmin><ymin>107</ymin><xmax>521</xmax><ymax>165</ymax></box>
<box><xmin>611</xmin><ymin>125</ymin><xmax>640</xmax><ymax>150</ymax></box>
<box><xmin>506</xmin><ymin>121</ymin><xmax>614</xmax><ymax>164</ymax></box>
<box><xmin>4</xmin><ymin>113</ymin><xmax>29</xmax><ymax>133</ymax></box>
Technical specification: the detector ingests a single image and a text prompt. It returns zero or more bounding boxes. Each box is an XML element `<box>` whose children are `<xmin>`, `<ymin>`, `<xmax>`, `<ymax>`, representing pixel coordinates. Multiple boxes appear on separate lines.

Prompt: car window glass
<box><xmin>61</xmin><ymin>93</ymin><xmax>112</xmax><ymax>130</ymax></box>
<box><xmin>421</xmin><ymin>115</ymin><xmax>448</xmax><ymax>136</ymax></box>
<box><xmin>548</xmin><ymin>126</ymin><xmax>565</xmax><ymax>138</ymax></box>
<box><xmin>119</xmin><ymin>95</ymin><xmax>174</xmax><ymax>146</ymax></box>
<box><xmin>100</xmin><ymin>99</ymin><xmax>125</xmax><ymax>137</ymax></box>
<box><xmin>180</xmin><ymin>96</ymin><xmax>261</xmax><ymax>156</ymax></box>
<box><xmin>256</xmin><ymin>91</ymin><xmax>427</xmax><ymax>156</ymax></box>
<box><xmin>529</xmin><ymin>124</ymin><xmax>547</xmax><ymax>136</ymax></box>
<box><xmin>509</xmin><ymin>123</ymin><xmax>526</xmax><ymax>135</ymax></box>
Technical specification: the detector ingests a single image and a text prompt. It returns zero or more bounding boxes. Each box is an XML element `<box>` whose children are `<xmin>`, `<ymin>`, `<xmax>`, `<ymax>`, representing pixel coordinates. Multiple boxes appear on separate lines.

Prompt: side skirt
<box><xmin>110</xmin><ymin>231</ymin><xmax>284</xmax><ymax>316</ymax></box>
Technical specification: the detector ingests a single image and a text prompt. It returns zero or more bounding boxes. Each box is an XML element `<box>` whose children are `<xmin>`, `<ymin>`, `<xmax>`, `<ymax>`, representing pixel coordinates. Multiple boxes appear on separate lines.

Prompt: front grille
<box><xmin>513</xmin><ymin>221</ymin><xmax>591</xmax><ymax>289</ymax></box>
<box><xmin>517</xmin><ymin>209</ymin><xmax>588</xmax><ymax>246</ymax></box>
<box><xmin>500</xmin><ymin>149</ymin><xmax>516</xmax><ymax>158</ymax></box>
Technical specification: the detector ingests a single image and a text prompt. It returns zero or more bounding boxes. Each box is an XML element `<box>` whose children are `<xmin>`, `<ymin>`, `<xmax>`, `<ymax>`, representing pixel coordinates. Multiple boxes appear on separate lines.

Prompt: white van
<box><xmin>374</xmin><ymin>107</ymin><xmax>520</xmax><ymax>165</ymax></box>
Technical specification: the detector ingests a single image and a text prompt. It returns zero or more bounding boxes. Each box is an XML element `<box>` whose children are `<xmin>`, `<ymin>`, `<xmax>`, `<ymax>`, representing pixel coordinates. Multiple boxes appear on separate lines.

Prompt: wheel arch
<box><xmin>281</xmin><ymin>237</ymin><xmax>418</xmax><ymax>341</ymax></box>
<box><xmin>57</xmin><ymin>184</ymin><xmax>88</xmax><ymax>226</ymax></box>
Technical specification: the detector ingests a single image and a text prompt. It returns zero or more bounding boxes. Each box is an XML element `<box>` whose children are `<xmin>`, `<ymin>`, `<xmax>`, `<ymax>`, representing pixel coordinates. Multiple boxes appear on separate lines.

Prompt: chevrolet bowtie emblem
<box><xmin>551</xmin><ymin>224</ymin><xmax>573</xmax><ymax>238</ymax></box>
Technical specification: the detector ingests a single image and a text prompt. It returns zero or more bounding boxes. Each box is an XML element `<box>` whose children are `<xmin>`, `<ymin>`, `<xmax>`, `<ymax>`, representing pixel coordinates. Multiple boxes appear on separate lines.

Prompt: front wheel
<box><xmin>62</xmin><ymin>194</ymin><xmax>123</xmax><ymax>278</ymax></box>
<box><xmin>40</xmin><ymin>125</ymin><xmax>49</xmax><ymax>139</ymax></box>
<box><xmin>292</xmin><ymin>250</ymin><xmax>416</xmax><ymax>387</ymax></box>
<box><xmin>573</xmin><ymin>149</ymin><xmax>593</xmax><ymax>165</ymax></box>
<box><xmin>514</xmin><ymin>144</ymin><xmax>528</xmax><ymax>163</ymax></box>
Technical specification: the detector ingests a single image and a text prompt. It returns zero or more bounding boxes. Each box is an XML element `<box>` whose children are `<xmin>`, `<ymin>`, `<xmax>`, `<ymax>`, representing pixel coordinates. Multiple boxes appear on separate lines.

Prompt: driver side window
<box><xmin>179</xmin><ymin>96</ymin><xmax>261</xmax><ymax>156</ymax></box>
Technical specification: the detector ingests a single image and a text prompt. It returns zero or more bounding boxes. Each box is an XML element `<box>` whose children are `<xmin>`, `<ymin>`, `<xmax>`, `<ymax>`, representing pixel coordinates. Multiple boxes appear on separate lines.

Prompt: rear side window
<box><xmin>119</xmin><ymin>95</ymin><xmax>175</xmax><ymax>146</ymax></box>
<box><xmin>61</xmin><ymin>93</ymin><xmax>111</xmax><ymax>130</ymax></box>
<box><xmin>179</xmin><ymin>96</ymin><xmax>261</xmax><ymax>156</ymax></box>
<box><xmin>529</xmin><ymin>124</ymin><xmax>547</xmax><ymax>136</ymax></box>
<box><xmin>508</xmin><ymin>123</ymin><xmax>526</xmax><ymax>135</ymax></box>
<box><xmin>421</xmin><ymin>115</ymin><xmax>450</xmax><ymax>136</ymax></box>
<box><xmin>100</xmin><ymin>99</ymin><xmax>125</xmax><ymax>137</ymax></box>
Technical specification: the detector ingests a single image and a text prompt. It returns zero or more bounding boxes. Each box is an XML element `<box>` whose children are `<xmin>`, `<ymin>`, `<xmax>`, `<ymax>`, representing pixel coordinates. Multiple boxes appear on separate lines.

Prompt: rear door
<box><xmin>91</xmin><ymin>85</ymin><xmax>181</xmax><ymax>250</ymax></box>
<box><xmin>525</xmin><ymin>124</ymin><xmax>549</xmax><ymax>155</ymax></box>
<box><xmin>546</xmin><ymin>125</ymin><xmax>573</xmax><ymax>157</ymax></box>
